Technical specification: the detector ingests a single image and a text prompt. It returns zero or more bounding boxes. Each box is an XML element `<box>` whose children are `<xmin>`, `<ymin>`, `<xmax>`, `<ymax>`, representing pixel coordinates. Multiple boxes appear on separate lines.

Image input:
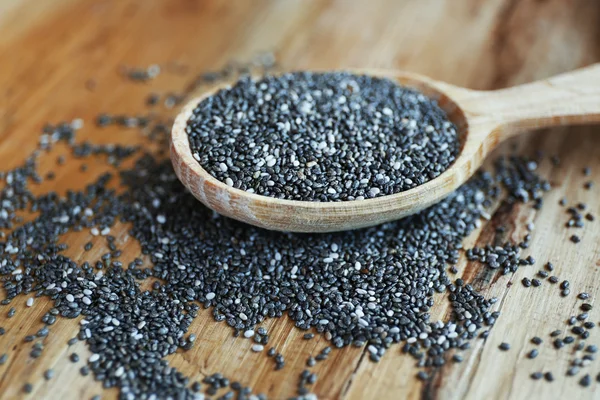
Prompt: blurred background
<box><xmin>0</xmin><ymin>1</ymin><xmax>599</xmax><ymax>399</ymax></box>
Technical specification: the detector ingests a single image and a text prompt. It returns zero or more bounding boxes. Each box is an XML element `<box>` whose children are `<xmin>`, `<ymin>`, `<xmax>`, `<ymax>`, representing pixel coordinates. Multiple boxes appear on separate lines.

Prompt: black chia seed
<box><xmin>44</xmin><ymin>369</ymin><xmax>54</xmax><ymax>380</ymax></box>
<box><xmin>416</xmin><ymin>371</ymin><xmax>429</xmax><ymax>381</ymax></box>
<box><xmin>570</xmin><ymin>235</ymin><xmax>581</xmax><ymax>244</ymax></box>
<box><xmin>527</xmin><ymin>349</ymin><xmax>538</xmax><ymax>359</ymax></box>
<box><xmin>186</xmin><ymin>72</ymin><xmax>460</xmax><ymax>201</ymax></box>
<box><xmin>499</xmin><ymin>342</ymin><xmax>510</xmax><ymax>351</ymax></box>
<box><xmin>580</xmin><ymin>374</ymin><xmax>591</xmax><ymax>387</ymax></box>
<box><xmin>563</xmin><ymin>336</ymin><xmax>575</xmax><ymax>344</ymax></box>
<box><xmin>452</xmin><ymin>354</ymin><xmax>463</xmax><ymax>363</ymax></box>
<box><xmin>531</xmin><ymin>372</ymin><xmax>543</xmax><ymax>380</ymax></box>
<box><xmin>531</xmin><ymin>337</ymin><xmax>543</xmax><ymax>345</ymax></box>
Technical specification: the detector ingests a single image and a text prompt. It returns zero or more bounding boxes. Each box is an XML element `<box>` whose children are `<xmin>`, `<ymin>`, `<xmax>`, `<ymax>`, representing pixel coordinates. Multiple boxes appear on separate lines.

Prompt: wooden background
<box><xmin>0</xmin><ymin>0</ymin><xmax>599</xmax><ymax>399</ymax></box>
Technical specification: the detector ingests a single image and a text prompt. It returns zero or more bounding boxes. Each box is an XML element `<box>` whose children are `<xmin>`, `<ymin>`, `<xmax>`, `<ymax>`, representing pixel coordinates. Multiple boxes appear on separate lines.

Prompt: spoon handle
<box><xmin>456</xmin><ymin>63</ymin><xmax>600</xmax><ymax>137</ymax></box>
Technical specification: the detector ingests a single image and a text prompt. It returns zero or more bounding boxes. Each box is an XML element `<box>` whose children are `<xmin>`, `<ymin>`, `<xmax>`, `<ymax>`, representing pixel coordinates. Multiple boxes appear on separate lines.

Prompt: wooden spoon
<box><xmin>171</xmin><ymin>64</ymin><xmax>600</xmax><ymax>233</ymax></box>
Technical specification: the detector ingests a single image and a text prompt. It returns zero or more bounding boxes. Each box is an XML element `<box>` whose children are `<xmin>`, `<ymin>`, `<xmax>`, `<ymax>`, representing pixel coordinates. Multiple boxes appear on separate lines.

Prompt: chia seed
<box><xmin>531</xmin><ymin>372</ymin><xmax>543</xmax><ymax>380</ymax></box>
<box><xmin>416</xmin><ymin>371</ymin><xmax>429</xmax><ymax>381</ymax></box>
<box><xmin>580</xmin><ymin>374</ymin><xmax>591</xmax><ymax>387</ymax></box>
<box><xmin>563</xmin><ymin>336</ymin><xmax>575</xmax><ymax>344</ymax></box>
<box><xmin>570</xmin><ymin>235</ymin><xmax>581</xmax><ymax>244</ymax></box>
<box><xmin>531</xmin><ymin>337</ymin><xmax>543</xmax><ymax>345</ymax></box>
<box><xmin>527</xmin><ymin>349</ymin><xmax>538</xmax><ymax>359</ymax></box>
<box><xmin>499</xmin><ymin>342</ymin><xmax>510</xmax><ymax>351</ymax></box>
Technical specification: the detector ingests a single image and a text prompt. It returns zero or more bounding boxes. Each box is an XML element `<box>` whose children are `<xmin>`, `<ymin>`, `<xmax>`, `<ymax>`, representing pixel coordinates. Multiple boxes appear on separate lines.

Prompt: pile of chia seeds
<box><xmin>186</xmin><ymin>72</ymin><xmax>459</xmax><ymax>201</ymax></box>
<box><xmin>0</xmin><ymin>56</ymin><xmax>597</xmax><ymax>399</ymax></box>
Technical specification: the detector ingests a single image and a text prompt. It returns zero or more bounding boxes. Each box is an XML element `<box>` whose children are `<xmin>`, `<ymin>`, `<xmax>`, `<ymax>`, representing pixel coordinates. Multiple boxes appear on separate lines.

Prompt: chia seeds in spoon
<box><xmin>185</xmin><ymin>71</ymin><xmax>459</xmax><ymax>201</ymax></box>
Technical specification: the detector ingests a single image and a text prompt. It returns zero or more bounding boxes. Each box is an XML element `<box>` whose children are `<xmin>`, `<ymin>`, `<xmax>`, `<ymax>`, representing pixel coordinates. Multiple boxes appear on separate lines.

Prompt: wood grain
<box><xmin>1</xmin><ymin>0</ymin><xmax>600</xmax><ymax>399</ymax></box>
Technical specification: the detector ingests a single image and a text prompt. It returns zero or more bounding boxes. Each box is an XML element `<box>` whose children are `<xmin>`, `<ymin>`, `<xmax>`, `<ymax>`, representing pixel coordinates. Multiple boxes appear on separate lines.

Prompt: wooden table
<box><xmin>0</xmin><ymin>1</ymin><xmax>599</xmax><ymax>399</ymax></box>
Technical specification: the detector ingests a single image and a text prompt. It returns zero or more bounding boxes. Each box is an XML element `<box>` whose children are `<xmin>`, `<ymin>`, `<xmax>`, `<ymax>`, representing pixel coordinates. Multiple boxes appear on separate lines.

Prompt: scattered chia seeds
<box><xmin>186</xmin><ymin>72</ymin><xmax>460</xmax><ymax>201</ymax></box>
<box><xmin>0</xmin><ymin>55</ymin><xmax>593</xmax><ymax>399</ymax></box>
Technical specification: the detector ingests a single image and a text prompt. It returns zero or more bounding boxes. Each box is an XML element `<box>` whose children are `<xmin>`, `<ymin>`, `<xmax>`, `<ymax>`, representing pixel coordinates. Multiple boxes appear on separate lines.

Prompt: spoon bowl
<box><xmin>171</xmin><ymin>65</ymin><xmax>600</xmax><ymax>232</ymax></box>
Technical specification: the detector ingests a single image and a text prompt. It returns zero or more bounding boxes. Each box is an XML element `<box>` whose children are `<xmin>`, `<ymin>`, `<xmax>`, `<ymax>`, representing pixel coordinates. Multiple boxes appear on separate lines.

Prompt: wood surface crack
<box><xmin>340</xmin><ymin>346</ymin><xmax>367</xmax><ymax>399</ymax></box>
